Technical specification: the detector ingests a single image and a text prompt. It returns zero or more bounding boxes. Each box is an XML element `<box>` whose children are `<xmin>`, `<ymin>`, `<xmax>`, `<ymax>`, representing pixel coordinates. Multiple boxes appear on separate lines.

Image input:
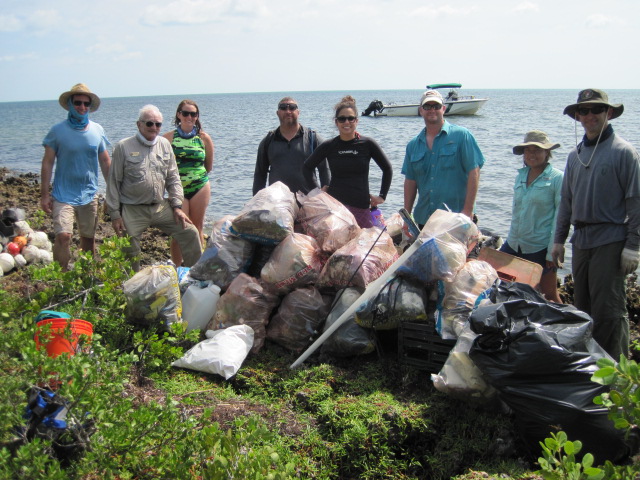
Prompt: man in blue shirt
<box><xmin>41</xmin><ymin>84</ymin><xmax>111</xmax><ymax>270</ymax></box>
<box><xmin>402</xmin><ymin>90</ymin><xmax>485</xmax><ymax>227</ymax></box>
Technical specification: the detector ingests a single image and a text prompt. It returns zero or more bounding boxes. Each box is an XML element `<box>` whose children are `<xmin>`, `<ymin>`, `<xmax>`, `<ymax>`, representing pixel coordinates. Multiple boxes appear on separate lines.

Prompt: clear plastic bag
<box><xmin>266</xmin><ymin>286</ymin><xmax>329</xmax><ymax>353</ymax></box>
<box><xmin>189</xmin><ymin>215</ymin><xmax>254</xmax><ymax>289</ymax></box>
<box><xmin>296</xmin><ymin>188</ymin><xmax>361</xmax><ymax>253</ymax></box>
<box><xmin>208</xmin><ymin>273</ymin><xmax>280</xmax><ymax>354</ymax></box>
<box><xmin>396</xmin><ymin>233</ymin><xmax>467</xmax><ymax>284</ymax></box>
<box><xmin>321</xmin><ymin>288</ymin><xmax>375</xmax><ymax>357</ymax></box>
<box><xmin>419</xmin><ymin>209</ymin><xmax>479</xmax><ymax>253</ymax></box>
<box><xmin>436</xmin><ymin>260</ymin><xmax>498</xmax><ymax>339</ymax></box>
<box><xmin>260</xmin><ymin>233</ymin><xmax>325</xmax><ymax>295</ymax></box>
<box><xmin>123</xmin><ymin>265</ymin><xmax>182</xmax><ymax>329</ymax></box>
<box><xmin>355</xmin><ymin>275</ymin><xmax>428</xmax><ymax>330</ymax></box>
<box><xmin>431</xmin><ymin>324</ymin><xmax>496</xmax><ymax>399</ymax></box>
<box><xmin>231</xmin><ymin>181</ymin><xmax>298</xmax><ymax>246</ymax></box>
<box><xmin>317</xmin><ymin>228</ymin><xmax>398</xmax><ymax>291</ymax></box>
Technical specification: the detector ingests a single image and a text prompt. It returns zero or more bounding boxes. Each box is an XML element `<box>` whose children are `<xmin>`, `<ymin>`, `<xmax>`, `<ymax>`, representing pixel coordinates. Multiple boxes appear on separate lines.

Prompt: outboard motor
<box><xmin>362</xmin><ymin>100</ymin><xmax>384</xmax><ymax>116</ymax></box>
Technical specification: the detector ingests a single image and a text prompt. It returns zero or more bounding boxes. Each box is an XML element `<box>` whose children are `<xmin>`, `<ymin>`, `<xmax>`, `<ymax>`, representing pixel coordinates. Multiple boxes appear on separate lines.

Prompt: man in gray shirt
<box><xmin>552</xmin><ymin>89</ymin><xmax>640</xmax><ymax>360</ymax></box>
<box><xmin>106</xmin><ymin>105</ymin><xmax>201</xmax><ymax>270</ymax></box>
<box><xmin>253</xmin><ymin>97</ymin><xmax>330</xmax><ymax>195</ymax></box>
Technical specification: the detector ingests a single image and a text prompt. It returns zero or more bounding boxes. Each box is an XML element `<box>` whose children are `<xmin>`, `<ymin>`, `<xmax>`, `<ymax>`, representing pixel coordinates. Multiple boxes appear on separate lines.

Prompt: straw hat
<box><xmin>58</xmin><ymin>83</ymin><xmax>101</xmax><ymax>112</ymax></box>
<box><xmin>513</xmin><ymin>130</ymin><xmax>560</xmax><ymax>155</ymax></box>
<box><xmin>563</xmin><ymin>88</ymin><xmax>623</xmax><ymax>120</ymax></box>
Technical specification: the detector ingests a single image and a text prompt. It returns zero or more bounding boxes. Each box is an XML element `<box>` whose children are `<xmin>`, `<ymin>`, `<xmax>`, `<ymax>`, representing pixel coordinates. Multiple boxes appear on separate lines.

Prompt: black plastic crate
<box><xmin>398</xmin><ymin>321</ymin><xmax>456</xmax><ymax>373</ymax></box>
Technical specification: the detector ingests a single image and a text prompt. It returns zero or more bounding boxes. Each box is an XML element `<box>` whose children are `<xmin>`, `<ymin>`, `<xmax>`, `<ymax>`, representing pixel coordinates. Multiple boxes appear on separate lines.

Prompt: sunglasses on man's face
<box><xmin>144</xmin><ymin>121</ymin><xmax>162</xmax><ymax>128</ymax></box>
<box><xmin>577</xmin><ymin>105</ymin><xmax>607</xmax><ymax>116</ymax></box>
<box><xmin>336</xmin><ymin>116</ymin><xmax>357</xmax><ymax>123</ymax></box>
<box><xmin>278</xmin><ymin>104</ymin><xmax>298</xmax><ymax>111</ymax></box>
<box><xmin>421</xmin><ymin>103</ymin><xmax>442</xmax><ymax>111</ymax></box>
<box><xmin>180</xmin><ymin>110</ymin><xmax>198</xmax><ymax>117</ymax></box>
<box><xmin>73</xmin><ymin>100</ymin><xmax>91</xmax><ymax>107</ymax></box>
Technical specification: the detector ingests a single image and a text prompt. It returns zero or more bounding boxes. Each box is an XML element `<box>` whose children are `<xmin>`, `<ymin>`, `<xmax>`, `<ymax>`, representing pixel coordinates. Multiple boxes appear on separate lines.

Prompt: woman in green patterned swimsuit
<box><xmin>163</xmin><ymin>100</ymin><xmax>214</xmax><ymax>266</ymax></box>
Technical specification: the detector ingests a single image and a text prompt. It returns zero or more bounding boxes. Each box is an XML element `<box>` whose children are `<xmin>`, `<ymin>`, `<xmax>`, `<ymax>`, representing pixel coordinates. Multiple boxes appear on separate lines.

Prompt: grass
<box><xmin>0</xmin><ymin>240</ymin><xmax>538</xmax><ymax>479</ymax></box>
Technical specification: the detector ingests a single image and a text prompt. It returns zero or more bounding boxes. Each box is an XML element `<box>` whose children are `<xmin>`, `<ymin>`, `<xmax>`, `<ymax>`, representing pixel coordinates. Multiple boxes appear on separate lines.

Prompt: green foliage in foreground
<box><xmin>536</xmin><ymin>354</ymin><xmax>640</xmax><ymax>480</ymax></box>
<box><xmin>0</xmin><ymin>237</ymin><xmax>536</xmax><ymax>479</ymax></box>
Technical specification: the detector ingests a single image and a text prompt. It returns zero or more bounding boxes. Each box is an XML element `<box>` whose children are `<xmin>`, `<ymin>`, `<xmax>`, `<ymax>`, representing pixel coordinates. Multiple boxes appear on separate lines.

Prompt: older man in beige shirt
<box><xmin>106</xmin><ymin>104</ymin><xmax>201</xmax><ymax>270</ymax></box>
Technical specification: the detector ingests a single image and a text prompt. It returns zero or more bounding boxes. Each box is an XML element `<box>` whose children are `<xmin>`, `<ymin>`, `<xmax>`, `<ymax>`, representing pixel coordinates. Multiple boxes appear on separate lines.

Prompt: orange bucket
<box><xmin>34</xmin><ymin>319</ymin><xmax>93</xmax><ymax>358</ymax></box>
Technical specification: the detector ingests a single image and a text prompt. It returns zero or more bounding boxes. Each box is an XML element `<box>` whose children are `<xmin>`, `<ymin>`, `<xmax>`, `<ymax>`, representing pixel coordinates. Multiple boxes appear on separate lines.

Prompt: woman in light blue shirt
<box><xmin>500</xmin><ymin>131</ymin><xmax>563</xmax><ymax>302</ymax></box>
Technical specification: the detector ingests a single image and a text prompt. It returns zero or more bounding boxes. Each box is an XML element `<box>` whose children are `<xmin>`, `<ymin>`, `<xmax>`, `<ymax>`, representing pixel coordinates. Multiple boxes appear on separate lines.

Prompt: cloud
<box><xmin>410</xmin><ymin>5</ymin><xmax>479</xmax><ymax>17</ymax></box>
<box><xmin>0</xmin><ymin>52</ymin><xmax>37</xmax><ymax>62</ymax></box>
<box><xmin>0</xmin><ymin>14</ymin><xmax>22</xmax><ymax>32</ymax></box>
<box><xmin>513</xmin><ymin>2</ymin><xmax>539</xmax><ymax>13</ymax></box>
<box><xmin>85</xmin><ymin>42</ymin><xmax>142</xmax><ymax>61</ymax></box>
<box><xmin>0</xmin><ymin>10</ymin><xmax>62</xmax><ymax>34</ymax></box>
<box><xmin>142</xmin><ymin>0</ymin><xmax>240</xmax><ymax>26</ymax></box>
<box><xmin>86</xmin><ymin>42</ymin><xmax>128</xmax><ymax>55</ymax></box>
<box><xmin>113</xmin><ymin>51</ymin><xmax>143</xmax><ymax>61</ymax></box>
<box><xmin>28</xmin><ymin>9</ymin><xmax>62</xmax><ymax>31</ymax></box>
<box><xmin>585</xmin><ymin>14</ymin><xmax>621</xmax><ymax>28</ymax></box>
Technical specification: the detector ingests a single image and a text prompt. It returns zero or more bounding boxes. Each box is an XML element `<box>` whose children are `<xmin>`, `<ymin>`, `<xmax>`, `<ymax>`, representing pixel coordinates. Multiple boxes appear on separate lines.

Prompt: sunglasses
<box><xmin>421</xmin><ymin>103</ymin><xmax>442</xmax><ymax>111</ymax></box>
<box><xmin>73</xmin><ymin>100</ymin><xmax>91</xmax><ymax>107</ymax></box>
<box><xmin>577</xmin><ymin>105</ymin><xmax>607</xmax><ymax>116</ymax></box>
<box><xmin>336</xmin><ymin>116</ymin><xmax>357</xmax><ymax>123</ymax></box>
<box><xmin>144</xmin><ymin>121</ymin><xmax>162</xmax><ymax>128</ymax></box>
<box><xmin>179</xmin><ymin>110</ymin><xmax>198</xmax><ymax>117</ymax></box>
<box><xmin>278</xmin><ymin>104</ymin><xmax>298</xmax><ymax>111</ymax></box>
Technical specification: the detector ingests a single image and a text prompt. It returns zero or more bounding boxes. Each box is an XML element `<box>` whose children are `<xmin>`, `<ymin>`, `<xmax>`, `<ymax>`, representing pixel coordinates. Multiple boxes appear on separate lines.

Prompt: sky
<box><xmin>0</xmin><ymin>0</ymin><xmax>638</xmax><ymax>103</ymax></box>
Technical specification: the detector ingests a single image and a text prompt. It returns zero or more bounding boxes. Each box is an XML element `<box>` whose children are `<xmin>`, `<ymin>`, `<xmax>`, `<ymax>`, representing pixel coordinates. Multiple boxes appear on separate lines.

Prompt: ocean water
<box><xmin>2</xmin><ymin>88</ymin><xmax>640</xmax><ymax>276</ymax></box>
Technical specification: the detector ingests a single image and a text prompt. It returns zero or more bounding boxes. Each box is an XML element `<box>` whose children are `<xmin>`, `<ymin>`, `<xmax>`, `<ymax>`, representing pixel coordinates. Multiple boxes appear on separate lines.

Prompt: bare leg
<box><xmin>187</xmin><ymin>182</ymin><xmax>210</xmax><ymax>247</ymax></box>
<box><xmin>170</xmin><ymin>201</ymin><xmax>190</xmax><ymax>266</ymax></box>
<box><xmin>171</xmin><ymin>183</ymin><xmax>210</xmax><ymax>265</ymax></box>
<box><xmin>79</xmin><ymin>236</ymin><xmax>95</xmax><ymax>255</ymax></box>
<box><xmin>53</xmin><ymin>232</ymin><xmax>72</xmax><ymax>271</ymax></box>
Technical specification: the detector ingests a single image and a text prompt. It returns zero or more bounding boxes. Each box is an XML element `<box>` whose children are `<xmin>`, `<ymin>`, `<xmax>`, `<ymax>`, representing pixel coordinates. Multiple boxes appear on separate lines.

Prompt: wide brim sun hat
<box><xmin>563</xmin><ymin>88</ymin><xmax>623</xmax><ymax>120</ymax></box>
<box><xmin>513</xmin><ymin>130</ymin><xmax>560</xmax><ymax>155</ymax></box>
<box><xmin>58</xmin><ymin>83</ymin><xmax>101</xmax><ymax>112</ymax></box>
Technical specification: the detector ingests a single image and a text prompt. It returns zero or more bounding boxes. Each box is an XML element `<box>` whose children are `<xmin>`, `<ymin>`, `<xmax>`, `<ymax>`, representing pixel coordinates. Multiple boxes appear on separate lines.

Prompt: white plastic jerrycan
<box><xmin>181</xmin><ymin>282</ymin><xmax>221</xmax><ymax>332</ymax></box>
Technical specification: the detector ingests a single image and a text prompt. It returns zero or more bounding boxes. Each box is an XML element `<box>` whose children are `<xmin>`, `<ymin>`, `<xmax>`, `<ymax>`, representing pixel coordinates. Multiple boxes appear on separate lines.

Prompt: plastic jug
<box><xmin>181</xmin><ymin>282</ymin><xmax>221</xmax><ymax>332</ymax></box>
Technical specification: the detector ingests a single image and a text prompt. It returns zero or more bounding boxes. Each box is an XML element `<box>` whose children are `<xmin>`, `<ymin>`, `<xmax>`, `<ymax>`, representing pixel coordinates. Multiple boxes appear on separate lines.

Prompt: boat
<box><xmin>361</xmin><ymin>83</ymin><xmax>488</xmax><ymax>117</ymax></box>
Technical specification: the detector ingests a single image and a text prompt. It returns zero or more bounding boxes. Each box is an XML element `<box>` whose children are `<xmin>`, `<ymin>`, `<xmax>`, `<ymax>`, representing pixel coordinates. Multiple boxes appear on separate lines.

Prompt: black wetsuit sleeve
<box><xmin>369</xmin><ymin>138</ymin><xmax>393</xmax><ymax>199</ymax></box>
<box><xmin>253</xmin><ymin>134</ymin><xmax>271</xmax><ymax>195</ymax></box>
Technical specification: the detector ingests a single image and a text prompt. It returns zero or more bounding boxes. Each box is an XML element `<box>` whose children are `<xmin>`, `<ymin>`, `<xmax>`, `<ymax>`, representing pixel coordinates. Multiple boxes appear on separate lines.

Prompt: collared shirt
<box><xmin>506</xmin><ymin>163</ymin><xmax>563</xmax><ymax>260</ymax></box>
<box><xmin>106</xmin><ymin>135</ymin><xmax>183</xmax><ymax>220</ymax></box>
<box><xmin>402</xmin><ymin>121</ymin><xmax>484</xmax><ymax>225</ymax></box>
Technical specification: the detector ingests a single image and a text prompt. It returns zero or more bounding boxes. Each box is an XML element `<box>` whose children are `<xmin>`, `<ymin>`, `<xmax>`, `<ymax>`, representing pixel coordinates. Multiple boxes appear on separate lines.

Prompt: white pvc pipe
<box><xmin>290</xmin><ymin>237</ymin><xmax>423</xmax><ymax>369</ymax></box>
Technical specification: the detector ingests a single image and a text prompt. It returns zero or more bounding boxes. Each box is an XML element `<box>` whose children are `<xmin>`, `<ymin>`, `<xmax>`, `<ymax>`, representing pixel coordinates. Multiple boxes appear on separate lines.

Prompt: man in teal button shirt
<box><xmin>402</xmin><ymin>90</ymin><xmax>485</xmax><ymax>227</ymax></box>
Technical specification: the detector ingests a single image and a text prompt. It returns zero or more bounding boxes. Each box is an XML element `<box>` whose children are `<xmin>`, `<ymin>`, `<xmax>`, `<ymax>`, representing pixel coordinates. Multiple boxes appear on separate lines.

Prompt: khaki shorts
<box><xmin>52</xmin><ymin>199</ymin><xmax>98</xmax><ymax>237</ymax></box>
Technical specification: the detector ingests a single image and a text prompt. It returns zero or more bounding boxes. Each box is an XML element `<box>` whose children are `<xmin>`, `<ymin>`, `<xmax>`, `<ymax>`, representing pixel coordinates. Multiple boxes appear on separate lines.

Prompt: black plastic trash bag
<box><xmin>468</xmin><ymin>282</ymin><xmax>632</xmax><ymax>464</ymax></box>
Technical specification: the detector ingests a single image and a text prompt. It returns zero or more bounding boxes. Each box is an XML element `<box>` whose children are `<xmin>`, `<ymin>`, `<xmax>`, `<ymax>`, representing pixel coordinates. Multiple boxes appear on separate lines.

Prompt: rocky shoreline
<box><xmin>0</xmin><ymin>167</ymin><xmax>171</xmax><ymax>269</ymax></box>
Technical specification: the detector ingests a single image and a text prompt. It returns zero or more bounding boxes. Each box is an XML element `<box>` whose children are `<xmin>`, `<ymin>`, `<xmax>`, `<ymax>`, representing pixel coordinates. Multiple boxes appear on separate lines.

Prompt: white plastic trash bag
<box><xmin>172</xmin><ymin>325</ymin><xmax>254</xmax><ymax>379</ymax></box>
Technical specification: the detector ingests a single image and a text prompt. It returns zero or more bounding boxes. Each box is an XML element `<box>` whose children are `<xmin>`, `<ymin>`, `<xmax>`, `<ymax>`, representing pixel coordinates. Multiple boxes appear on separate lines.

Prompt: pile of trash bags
<box><xmin>121</xmin><ymin>182</ymin><xmax>482</xmax><ymax>380</ymax></box>
<box><xmin>117</xmin><ymin>181</ymin><xmax>636</xmax><ymax>464</ymax></box>
<box><xmin>0</xmin><ymin>208</ymin><xmax>53</xmax><ymax>276</ymax></box>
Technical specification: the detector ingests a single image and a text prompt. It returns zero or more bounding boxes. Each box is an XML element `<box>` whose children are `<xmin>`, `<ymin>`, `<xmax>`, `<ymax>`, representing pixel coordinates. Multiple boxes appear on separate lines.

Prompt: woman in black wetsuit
<box><xmin>303</xmin><ymin>95</ymin><xmax>393</xmax><ymax>228</ymax></box>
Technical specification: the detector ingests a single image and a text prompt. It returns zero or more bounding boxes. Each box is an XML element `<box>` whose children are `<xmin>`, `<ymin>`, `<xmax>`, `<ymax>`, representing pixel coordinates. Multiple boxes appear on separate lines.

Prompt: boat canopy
<box><xmin>426</xmin><ymin>83</ymin><xmax>462</xmax><ymax>89</ymax></box>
